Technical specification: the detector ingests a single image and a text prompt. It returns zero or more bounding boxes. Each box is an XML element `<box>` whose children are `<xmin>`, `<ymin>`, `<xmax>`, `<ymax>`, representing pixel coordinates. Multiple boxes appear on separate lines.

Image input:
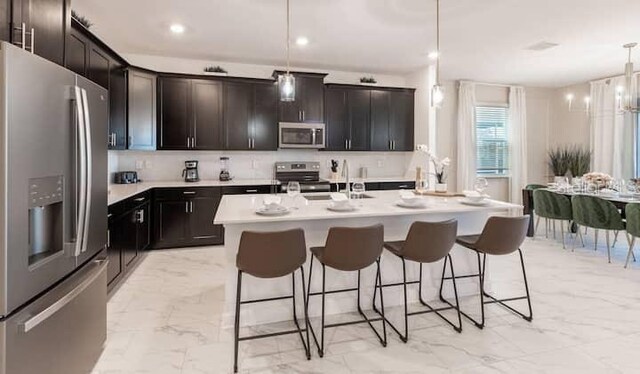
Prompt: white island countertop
<box><xmin>108</xmin><ymin>179</ymin><xmax>277</xmax><ymax>206</ymax></box>
<box><xmin>214</xmin><ymin>190</ymin><xmax>522</xmax><ymax>225</ymax></box>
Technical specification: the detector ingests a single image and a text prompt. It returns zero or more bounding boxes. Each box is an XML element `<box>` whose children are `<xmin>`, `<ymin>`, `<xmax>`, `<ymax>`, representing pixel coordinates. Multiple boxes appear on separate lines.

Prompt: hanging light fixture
<box><xmin>617</xmin><ymin>42</ymin><xmax>639</xmax><ymax>113</ymax></box>
<box><xmin>431</xmin><ymin>0</ymin><xmax>444</xmax><ymax>108</ymax></box>
<box><xmin>279</xmin><ymin>0</ymin><xmax>295</xmax><ymax>101</ymax></box>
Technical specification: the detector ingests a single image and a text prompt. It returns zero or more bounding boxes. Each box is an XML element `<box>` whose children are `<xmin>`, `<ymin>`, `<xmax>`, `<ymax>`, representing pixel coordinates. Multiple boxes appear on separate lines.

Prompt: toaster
<box><xmin>114</xmin><ymin>171</ymin><xmax>138</xmax><ymax>184</ymax></box>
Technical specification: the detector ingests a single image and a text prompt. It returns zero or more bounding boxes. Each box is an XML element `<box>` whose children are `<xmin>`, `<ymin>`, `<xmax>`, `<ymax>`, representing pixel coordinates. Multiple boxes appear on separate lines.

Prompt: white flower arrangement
<box><xmin>582</xmin><ymin>172</ymin><xmax>612</xmax><ymax>187</ymax></box>
<box><xmin>416</xmin><ymin>144</ymin><xmax>450</xmax><ymax>183</ymax></box>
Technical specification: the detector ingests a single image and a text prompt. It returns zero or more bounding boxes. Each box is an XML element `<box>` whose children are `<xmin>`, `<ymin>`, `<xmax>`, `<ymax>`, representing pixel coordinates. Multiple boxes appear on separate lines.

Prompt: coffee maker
<box><xmin>182</xmin><ymin>160</ymin><xmax>200</xmax><ymax>182</ymax></box>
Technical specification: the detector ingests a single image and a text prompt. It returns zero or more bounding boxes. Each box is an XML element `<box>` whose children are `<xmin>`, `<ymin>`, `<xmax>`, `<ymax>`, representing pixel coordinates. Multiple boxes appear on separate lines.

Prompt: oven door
<box><xmin>279</xmin><ymin>123</ymin><xmax>325</xmax><ymax>149</ymax></box>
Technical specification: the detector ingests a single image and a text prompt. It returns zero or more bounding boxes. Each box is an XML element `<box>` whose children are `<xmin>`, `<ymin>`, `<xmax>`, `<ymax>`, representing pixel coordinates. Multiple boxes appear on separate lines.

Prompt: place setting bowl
<box><xmin>255</xmin><ymin>196</ymin><xmax>290</xmax><ymax>216</ymax></box>
<box><xmin>459</xmin><ymin>190</ymin><xmax>491</xmax><ymax>206</ymax></box>
<box><xmin>327</xmin><ymin>193</ymin><xmax>358</xmax><ymax>212</ymax></box>
<box><xmin>395</xmin><ymin>191</ymin><xmax>427</xmax><ymax>209</ymax></box>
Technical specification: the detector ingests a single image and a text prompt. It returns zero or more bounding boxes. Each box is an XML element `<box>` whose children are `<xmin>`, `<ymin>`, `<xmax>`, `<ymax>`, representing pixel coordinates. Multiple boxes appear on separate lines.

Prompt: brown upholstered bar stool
<box><xmin>372</xmin><ymin>220</ymin><xmax>462</xmax><ymax>342</ymax></box>
<box><xmin>441</xmin><ymin>216</ymin><xmax>532</xmax><ymax>329</ymax></box>
<box><xmin>234</xmin><ymin>229</ymin><xmax>310</xmax><ymax>373</ymax></box>
<box><xmin>306</xmin><ymin>224</ymin><xmax>386</xmax><ymax>357</ymax></box>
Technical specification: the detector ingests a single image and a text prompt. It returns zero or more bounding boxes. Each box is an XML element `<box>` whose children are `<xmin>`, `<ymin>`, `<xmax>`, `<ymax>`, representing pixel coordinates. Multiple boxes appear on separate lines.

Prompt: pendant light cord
<box><xmin>436</xmin><ymin>0</ymin><xmax>440</xmax><ymax>85</ymax></box>
<box><xmin>286</xmin><ymin>0</ymin><xmax>291</xmax><ymax>74</ymax></box>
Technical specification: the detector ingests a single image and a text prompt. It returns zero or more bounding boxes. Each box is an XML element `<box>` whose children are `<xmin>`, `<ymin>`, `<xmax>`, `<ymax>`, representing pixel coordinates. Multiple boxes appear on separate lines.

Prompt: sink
<box><xmin>303</xmin><ymin>194</ymin><xmax>374</xmax><ymax>201</ymax></box>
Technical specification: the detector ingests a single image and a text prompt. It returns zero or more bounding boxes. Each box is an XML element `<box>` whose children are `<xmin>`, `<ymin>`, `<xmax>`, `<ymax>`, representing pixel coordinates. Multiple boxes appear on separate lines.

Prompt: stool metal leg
<box><xmin>300</xmin><ymin>266</ymin><xmax>311</xmax><ymax>360</ymax></box>
<box><xmin>625</xmin><ymin>234</ymin><xmax>637</xmax><ymax>268</ymax></box>
<box><xmin>481</xmin><ymin>249</ymin><xmax>533</xmax><ymax>322</ymax></box>
<box><xmin>233</xmin><ymin>270</ymin><xmax>242</xmax><ymax>373</ymax></box>
<box><xmin>606</xmin><ymin>230</ymin><xmax>612</xmax><ymax>263</ymax></box>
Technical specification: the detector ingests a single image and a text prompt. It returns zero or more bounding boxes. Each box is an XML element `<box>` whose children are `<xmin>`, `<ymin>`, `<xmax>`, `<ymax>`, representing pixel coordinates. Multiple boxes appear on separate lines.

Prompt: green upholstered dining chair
<box><xmin>571</xmin><ymin>195</ymin><xmax>625</xmax><ymax>263</ymax></box>
<box><xmin>532</xmin><ymin>189</ymin><xmax>573</xmax><ymax>248</ymax></box>
<box><xmin>624</xmin><ymin>203</ymin><xmax>640</xmax><ymax>268</ymax></box>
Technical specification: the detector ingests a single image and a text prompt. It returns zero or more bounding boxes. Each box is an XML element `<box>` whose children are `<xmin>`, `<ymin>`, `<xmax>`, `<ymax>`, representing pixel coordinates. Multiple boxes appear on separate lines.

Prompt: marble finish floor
<box><xmin>93</xmin><ymin>231</ymin><xmax>640</xmax><ymax>373</ymax></box>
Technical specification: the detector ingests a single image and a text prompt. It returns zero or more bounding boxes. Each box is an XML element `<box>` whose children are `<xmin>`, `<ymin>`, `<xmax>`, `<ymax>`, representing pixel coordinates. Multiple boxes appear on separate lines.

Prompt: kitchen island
<box><xmin>214</xmin><ymin>190</ymin><xmax>522</xmax><ymax>327</ymax></box>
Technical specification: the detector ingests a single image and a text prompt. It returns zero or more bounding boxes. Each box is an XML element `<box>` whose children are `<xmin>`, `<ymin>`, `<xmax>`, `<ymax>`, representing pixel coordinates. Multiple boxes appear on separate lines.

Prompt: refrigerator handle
<box><xmin>73</xmin><ymin>86</ymin><xmax>87</xmax><ymax>258</ymax></box>
<box><xmin>80</xmin><ymin>88</ymin><xmax>93</xmax><ymax>254</ymax></box>
<box><xmin>20</xmin><ymin>259</ymin><xmax>107</xmax><ymax>333</ymax></box>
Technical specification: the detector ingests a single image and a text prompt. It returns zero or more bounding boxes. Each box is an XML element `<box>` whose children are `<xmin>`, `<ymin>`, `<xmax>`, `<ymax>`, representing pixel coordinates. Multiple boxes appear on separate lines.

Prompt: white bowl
<box><xmin>400</xmin><ymin>195</ymin><xmax>422</xmax><ymax>205</ymax></box>
<box><xmin>465</xmin><ymin>195</ymin><xmax>485</xmax><ymax>203</ymax></box>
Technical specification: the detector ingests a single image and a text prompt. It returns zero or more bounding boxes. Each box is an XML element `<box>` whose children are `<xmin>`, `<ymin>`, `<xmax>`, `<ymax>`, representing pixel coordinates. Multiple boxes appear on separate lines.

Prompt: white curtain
<box><xmin>456</xmin><ymin>82</ymin><xmax>476</xmax><ymax>191</ymax></box>
<box><xmin>508</xmin><ymin>86</ymin><xmax>527</xmax><ymax>204</ymax></box>
<box><xmin>590</xmin><ymin>75</ymin><xmax>636</xmax><ymax>179</ymax></box>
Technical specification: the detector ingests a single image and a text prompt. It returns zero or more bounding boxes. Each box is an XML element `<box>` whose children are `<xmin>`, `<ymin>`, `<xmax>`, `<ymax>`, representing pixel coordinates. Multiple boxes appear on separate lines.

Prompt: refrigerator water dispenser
<box><xmin>28</xmin><ymin>176</ymin><xmax>64</xmax><ymax>265</ymax></box>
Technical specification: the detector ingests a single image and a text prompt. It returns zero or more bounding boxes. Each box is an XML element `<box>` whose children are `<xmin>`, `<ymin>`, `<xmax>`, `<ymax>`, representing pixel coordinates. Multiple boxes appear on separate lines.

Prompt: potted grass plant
<box><xmin>204</xmin><ymin>66</ymin><xmax>228</xmax><ymax>76</ymax></box>
<box><xmin>568</xmin><ymin>146</ymin><xmax>591</xmax><ymax>182</ymax></box>
<box><xmin>548</xmin><ymin>146</ymin><xmax>571</xmax><ymax>182</ymax></box>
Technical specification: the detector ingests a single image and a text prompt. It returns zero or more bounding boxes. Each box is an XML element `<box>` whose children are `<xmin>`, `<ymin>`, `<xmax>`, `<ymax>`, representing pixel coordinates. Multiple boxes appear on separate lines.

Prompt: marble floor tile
<box><xmin>93</xmin><ymin>237</ymin><xmax>640</xmax><ymax>373</ymax></box>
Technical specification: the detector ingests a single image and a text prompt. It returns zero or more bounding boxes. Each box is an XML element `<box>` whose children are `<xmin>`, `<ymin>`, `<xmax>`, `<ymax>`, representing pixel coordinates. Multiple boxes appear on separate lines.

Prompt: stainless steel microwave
<box><xmin>278</xmin><ymin>122</ymin><xmax>325</xmax><ymax>149</ymax></box>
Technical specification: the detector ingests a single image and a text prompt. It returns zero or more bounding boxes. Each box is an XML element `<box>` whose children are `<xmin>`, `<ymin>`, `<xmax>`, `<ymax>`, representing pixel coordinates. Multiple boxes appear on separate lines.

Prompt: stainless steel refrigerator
<box><xmin>0</xmin><ymin>42</ymin><xmax>108</xmax><ymax>374</ymax></box>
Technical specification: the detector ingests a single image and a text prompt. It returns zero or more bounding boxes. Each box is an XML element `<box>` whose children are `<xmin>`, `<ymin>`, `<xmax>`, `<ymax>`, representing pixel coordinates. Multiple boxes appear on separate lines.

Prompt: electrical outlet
<box><xmin>145</xmin><ymin>160</ymin><xmax>153</xmax><ymax>169</ymax></box>
<box><xmin>135</xmin><ymin>160</ymin><xmax>144</xmax><ymax>170</ymax></box>
<box><xmin>251</xmin><ymin>159</ymin><xmax>257</xmax><ymax>169</ymax></box>
<box><xmin>377</xmin><ymin>159</ymin><xmax>384</xmax><ymax>168</ymax></box>
<box><xmin>326</xmin><ymin>159</ymin><xmax>332</xmax><ymax>168</ymax></box>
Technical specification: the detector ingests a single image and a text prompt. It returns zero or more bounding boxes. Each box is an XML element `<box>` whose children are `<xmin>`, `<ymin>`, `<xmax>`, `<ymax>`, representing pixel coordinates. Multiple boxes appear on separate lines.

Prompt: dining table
<box><xmin>522</xmin><ymin>187</ymin><xmax>640</xmax><ymax>237</ymax></box>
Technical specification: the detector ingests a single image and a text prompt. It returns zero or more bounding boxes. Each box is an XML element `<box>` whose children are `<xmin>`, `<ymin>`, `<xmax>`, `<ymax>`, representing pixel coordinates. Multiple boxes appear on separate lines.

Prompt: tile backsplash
<box><xmin>110</xmin><ymin>150</ymin><xmax>426</xmax><ymax>183</ymax></box>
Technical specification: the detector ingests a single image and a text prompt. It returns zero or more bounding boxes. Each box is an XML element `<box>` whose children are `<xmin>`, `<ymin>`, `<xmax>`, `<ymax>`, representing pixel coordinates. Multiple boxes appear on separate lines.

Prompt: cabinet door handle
<box><xmin>248</xmin><ymin>137</ymin><xmax>251</xmax><ymax>149</ymax></box>
<box><xmin>133</xmin><ymin>197</ymin><xmax>145</xmax><ymax>202</ymax></box>
<box><xmin>135</xmin><ymin>210</ymin><xmax>144</xmax><ymax>223</ymax></box>
<box><xmin>185</xmin><ymin>201</ymin><xmax>189</xmax><ymax>213</ymax></box>
<box><xmin>189</xmin><ymin>201</ymin><xmax>193</xmax><ymax>213</ymax></box>
<box><xmin>107</xmin><ymin>229</ymin><xmax>110</xmax><ymax>248</ymax></box>
<box><xmin>348</xmin><ymin>139</ymin><xmax>352</xmax><ymax>150</ymax></box>
<box><xmin>13</xmin><ymin>22</ymin><xmax>26</xmax><ymax>49</ymax></box>
<box><xmin>345</xmin><ymin>139</ymin><xmax>348</xmax><ymax>150</ymax></box>
<box><xmin>398</xmin><ymin>185</ymin><xmax>408</xmax><ymax>188</ymax></box>
<box><xmin>302</xmin><ymin>110</ymin><xmax>305</xmax><ymax>121</ymax></box>
<box><xmin>187</xmin><ymin>137</ymin><xmax>190</xmax><ymax>148</ymax></box>
<box><xmin>183</xmin><ymin>191</ymin><xmax>196</xmax><ymax>195</ymax></box>
<box><xmin>29</xmin><ymin>27</ymin><xmax>34</xmax><ymax>53</ymax></box>
<box><xmin>113</xmin><ymin>133</ymin><xmax>117</xmax><ymax>147</ymax></box>
<box><xmin>246</xmin><ymin>189</ymin><xmax>258</xmax><ymax>193</ymax></box>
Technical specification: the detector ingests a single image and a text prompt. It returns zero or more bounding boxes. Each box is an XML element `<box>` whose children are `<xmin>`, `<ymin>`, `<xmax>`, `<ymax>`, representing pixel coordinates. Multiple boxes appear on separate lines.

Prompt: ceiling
<box><xmin>73</xmin><ymin>0</ymin><xmax>640</xmax><ymax>87</ymax></box>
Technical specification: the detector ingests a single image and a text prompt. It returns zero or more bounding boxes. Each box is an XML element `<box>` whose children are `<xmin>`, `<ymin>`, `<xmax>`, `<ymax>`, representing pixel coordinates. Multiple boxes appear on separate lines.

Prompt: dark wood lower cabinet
<box><xmin>107</xmin><ymin>193</ymin><xmax>150</xmax><ymax>291</ymax></box>
<box><xmin>153</xmin><ymin>187</ymin><xmax>223</xmax><ymax>249</ymax></box>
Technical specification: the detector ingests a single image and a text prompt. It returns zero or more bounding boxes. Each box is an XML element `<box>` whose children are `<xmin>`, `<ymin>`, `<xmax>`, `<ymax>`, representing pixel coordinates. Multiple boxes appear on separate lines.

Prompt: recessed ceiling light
<box><xmin>525</xmin><ymin>41</ymin><xmax>559</xmax><ymax>51</ymax></box>
<box><xmin>296</xmin><ymin>36</ymin><xmax>309</xmax><ymax>46</ymax></box>
<box><xmin>428</xmin><ymin>51</ymin><xmax>439</xmax><ymax>60</ymax></box>
<box><xmin>170</xmin><ymin>24</ymin><xmax>185</xmax><ymax>34</ymax></box>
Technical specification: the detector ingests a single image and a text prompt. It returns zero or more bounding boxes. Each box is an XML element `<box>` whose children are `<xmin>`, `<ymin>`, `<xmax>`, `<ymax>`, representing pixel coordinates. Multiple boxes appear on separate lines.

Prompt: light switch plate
<box><xmin>135</xmin><ymin>160</ymin><xmax>144</xmax><ymax>170</ymax></box>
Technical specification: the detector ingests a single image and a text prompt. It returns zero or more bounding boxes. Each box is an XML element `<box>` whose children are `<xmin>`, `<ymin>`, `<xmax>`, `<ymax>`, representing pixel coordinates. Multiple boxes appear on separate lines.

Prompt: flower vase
<box><xmin>435</xmin><ymin>183</ymin><xmax>447</xmax><ymax>193</ymax></box>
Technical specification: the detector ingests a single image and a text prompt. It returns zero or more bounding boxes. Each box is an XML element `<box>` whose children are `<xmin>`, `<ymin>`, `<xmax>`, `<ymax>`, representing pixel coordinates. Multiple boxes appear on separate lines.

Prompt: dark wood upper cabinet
<box><xmin>192</xmin><ymin>79</ymin><xmax>223</xmax><ymax>150</ymax></box>
<box><xmin>1</xmin><ymin>0</ymin><xmax>70</xmax><ymax>66</ymax></box>
<box><xmin>109</xmin><ymin>60</ymin><xmax>127</xmax><ymax>150</ymax></box>
<box><xmin>128</xmin><ymin>68</ymin><xmax>157</xmax><ymax>150</ymax></box>
<box><xmin>223</xmin><ymin>80</ymin><xmax>277</xmax><ymax>151</ymax></box>
<box><xmin>389</xmin><ymin>90</ymin><xmax>415</xmax><ymax>151</ymax></box>
<box><xmin>325</xmin><ymin>87</ymin><xmax>348</xmax><ymax>151</ymax></box>
<box><xmin>325</xmin><ymin>84</ymin><xmax>414</xmax><ymax>152</ymax></box>
<box><xmin>158</xmin><ymin>77</ymin><xmax>190</xmax><ymax>150</ymax></box>
<box><xmin>252</xmin><ymin>82</ymin><xmax>278</xmax><ymax>150</ymax></box>
<box><xmin>223</xmin><ymin>81</ymin><xmax>251</xmax><ymax>150</ymax></box>
<box><xmin>275</xmin><ymin>71</ymin><xmax>326</xmax><ymax>123</ymax></box>
<box><xmin>65</xmin><ymin>26</ymin><xmax>88</xmax><ymax>75</ymax></box>
<box><xmin>370</xmin><ymin>90</ymin><xmax>391</xmax><ymax>151</ymax></box>
<box><xmin>87</xmin><ymin>46</ymin><xmax>110</xmax><ymax>89</ymax></box>
<box><xmin>347</xmin><ymin>89</ymin><xmax>371</xmax><ymax>151</ymax></box>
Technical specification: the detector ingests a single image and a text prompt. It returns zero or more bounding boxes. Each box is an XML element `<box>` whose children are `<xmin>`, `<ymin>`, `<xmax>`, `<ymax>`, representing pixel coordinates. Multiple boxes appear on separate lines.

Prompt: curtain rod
<box><xmin>460</xmin><ymin>80</ymin><xmax>515</xmax><ymax>88</ymax></box>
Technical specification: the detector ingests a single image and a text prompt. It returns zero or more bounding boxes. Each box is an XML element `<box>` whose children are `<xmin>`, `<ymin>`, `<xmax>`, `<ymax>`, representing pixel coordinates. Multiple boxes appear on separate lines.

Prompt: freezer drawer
<box><xmin>0</xmin><ymin>259</ymin><xmax>107</xmax><ymax>374</ymax></box>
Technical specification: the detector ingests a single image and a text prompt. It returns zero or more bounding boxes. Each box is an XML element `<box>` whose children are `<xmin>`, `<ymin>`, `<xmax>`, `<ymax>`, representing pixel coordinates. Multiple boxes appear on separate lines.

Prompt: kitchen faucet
<box><xmin>342</xmin><ymin>159</ymin><xmax>350</xmax><ymax>199</ymax></box>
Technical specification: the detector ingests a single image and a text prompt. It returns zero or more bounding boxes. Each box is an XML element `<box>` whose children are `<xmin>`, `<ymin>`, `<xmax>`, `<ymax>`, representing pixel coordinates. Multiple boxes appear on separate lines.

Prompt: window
<box><xmin>475</xmin><ymin>106</ymin><xmax>509</xmax><ymax>175</ymax></box>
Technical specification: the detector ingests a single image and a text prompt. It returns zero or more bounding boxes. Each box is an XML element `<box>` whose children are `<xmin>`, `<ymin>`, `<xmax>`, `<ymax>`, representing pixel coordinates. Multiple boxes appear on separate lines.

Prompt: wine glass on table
<box><xmin>352</xmin><ymin>181</ymin><xmax>365</xmax><ymax>200</ymax></box>
<box><xmin>474</xmin><ymin>177</ymin><xmax>489</xmax><ymax>195</ymax></box>
<box><xmin>287</xmin><ymin>181</ymin><xmax>300</xmax><ymax>210</ymax></box>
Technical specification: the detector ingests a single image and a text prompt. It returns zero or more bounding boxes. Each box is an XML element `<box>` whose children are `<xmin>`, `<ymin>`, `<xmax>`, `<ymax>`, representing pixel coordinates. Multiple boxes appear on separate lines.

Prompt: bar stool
<box><xmin>307</xmin><ymin>224</ymin><xmax>386</xmax><ymax>357</ymax></box>
<box><xmin>442</xmin><ymin>216</ymin><xmax>532</xmax><ymax>329</ymax></box>
<box><xmin>372</xmin><ymin>220</ymin><xmax>462</xmax><ymax>343</ymax></box>
<box><xmin>234</xmin><ymin>229</ymin><xmax>310</xmax><ymax>373</ymax></box>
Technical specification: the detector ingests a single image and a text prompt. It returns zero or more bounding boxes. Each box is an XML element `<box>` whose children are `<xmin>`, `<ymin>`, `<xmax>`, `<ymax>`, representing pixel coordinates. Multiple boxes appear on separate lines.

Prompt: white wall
<box><xmin>549</xmin><ymin>82</ymin><xmax>590</xmax><ymax>149</ymax></box>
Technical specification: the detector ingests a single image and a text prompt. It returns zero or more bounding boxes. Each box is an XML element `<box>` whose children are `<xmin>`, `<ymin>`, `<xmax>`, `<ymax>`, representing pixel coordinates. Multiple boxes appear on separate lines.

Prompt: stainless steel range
<box><xmin>275</xmin><ymin>162</ymin><xmax>330</xmax><ymax>193</ymax></box>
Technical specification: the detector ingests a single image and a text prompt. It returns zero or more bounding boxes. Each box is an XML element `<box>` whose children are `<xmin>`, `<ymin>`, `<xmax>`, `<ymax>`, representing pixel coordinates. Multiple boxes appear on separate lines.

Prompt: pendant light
<box><xmin>431</xmin><ymin>0</ymin><xmax>444</xmax><ymax>108</ymax></box>
<box><xmin>279</xmin><ymin>0</ymin><xmax>295</xmax><ymax>102</ymax></box>
<box><xmin>617</xmin><ymin>42</ymin><xmax>638</xmax><ymax>113</ymax></box>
